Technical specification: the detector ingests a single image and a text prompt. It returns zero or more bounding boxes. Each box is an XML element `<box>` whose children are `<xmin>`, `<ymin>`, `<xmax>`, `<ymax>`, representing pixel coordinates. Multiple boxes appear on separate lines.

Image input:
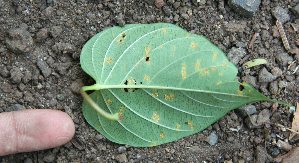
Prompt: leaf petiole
<box><xmin>80</xmin><ymin>86</ymin><xmax>119</xmax><ymax>121</ymax></box>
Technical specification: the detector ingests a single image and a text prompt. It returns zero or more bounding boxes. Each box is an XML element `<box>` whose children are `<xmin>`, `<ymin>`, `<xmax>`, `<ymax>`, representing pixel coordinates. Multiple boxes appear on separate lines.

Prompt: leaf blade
<box><xmin>81</xmin><ymin>23</ymin><xmax>278</xmax><ymax>147</ymax></box>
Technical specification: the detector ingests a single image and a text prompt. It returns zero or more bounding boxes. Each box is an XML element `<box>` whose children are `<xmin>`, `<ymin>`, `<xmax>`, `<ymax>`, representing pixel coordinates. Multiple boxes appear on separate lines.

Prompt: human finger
<box><xmin>0</xmin><ymin>109</ymin><xmax>75</xmax><ymax>156</ymax></box>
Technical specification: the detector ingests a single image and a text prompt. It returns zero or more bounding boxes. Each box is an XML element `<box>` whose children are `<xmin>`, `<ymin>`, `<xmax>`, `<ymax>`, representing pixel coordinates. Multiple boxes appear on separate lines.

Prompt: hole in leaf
<box><xmin>121</xmin><ymin>33</ymin><xmax>126</xmax><ymax>38</ymax></box>
<box><xmin>239</xmin><ymin>85</ymin><xmax>244</xmax><ymax>91</ymax></box>
<box><xmin>140</xmin><ymin>82</ymin><xmax>143</xmax><ymax>84</ymax></box>
<box><xmin>124</xmin><ymin>80</ymin><xmax>128</xmax><ymax>92</ymax></box>
<box><xmin>145</xmin><ymin>56</ymin><xmax>150</xmax><ymax>62</ymax></box>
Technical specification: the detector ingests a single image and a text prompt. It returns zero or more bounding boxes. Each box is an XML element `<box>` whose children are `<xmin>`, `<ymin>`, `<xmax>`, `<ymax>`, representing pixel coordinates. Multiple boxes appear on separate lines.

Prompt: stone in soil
<box><xmin>10</xmin><ymin>67</ymin><xmax>24</xmax><ymax>84</ymax></box>
<box><xmin>5</xmin><ymin>104</ymin><xmax>26</xmax><ymax>112</ymax></box>
<box><xmin>37</xmin><ymin>59</ymin><xmax>52</xmax><ymax>78</ymax></box>
<box><xmin>5</xmin><ymin>28</ymin><xmax>34</xmax><ymax>54</ymax></box>
<box><xmin>235</xmin><ymin>104</ymin><xmax>257</xmax><ymax>118</ymax></box>
<box><xmin>36</xmin><ymin>28</ymin><xmax>49</xmax><ymax>42</ymax></box>
<box><xmin>206</xmin><ymin>131</ymin><xmax>218</xmax><ymax>146</ymax></box>
<box><xmin>52</xmin><ymin>42</ymin><xmax>76</xmax><ymax>54</ymax></box>
<box><xmin>275</xmin><ymin>52</ymin><xmax>293</xmax><ymax>67</ymax></box>
<box><xmin>242</xmin><ymin>75</ymin><xmax>257</xmax><ymax>87</ymax></box>
<box><xmin>43</xmin><ymin>152</ymin><xmax>55</xmax><ymax>163</ymax></box>
<box><xmin>271</xmin><ymin>6</ymin><xmax>290</xmax><ymax>24</ymax></box>
<box><xmin>227</xmin><ymin>47</ymin><xmax>246</xmax><ymax>65</ymax></box>
<box><xmin>255</xmin><ymin>146</ymin><xmax>273</xmax><ymax>163</ymax></box>
<box><xmin>291</xmin><ymin>4</ymin><xmax>299</xmax><ymax>18</ymax></box>
<box><xmin>228</xmin><ymin>0</ymin><xmax>261</xmax><ymax>18</ymax></box>
<box><xmin>258</xmin><ymin>67</ymin><xmax>276</xmax><ymax>83</ymax></box>
<box><xmin>115</xmin><ymin>153</ymin><xmax>127</xmax><ymax>163</ymax></box>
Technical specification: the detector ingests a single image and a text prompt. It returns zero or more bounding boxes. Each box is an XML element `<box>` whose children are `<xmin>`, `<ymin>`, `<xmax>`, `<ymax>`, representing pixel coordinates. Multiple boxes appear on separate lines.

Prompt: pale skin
<box><xmin>0</xmin><ymin>109</ymin><xmax>75</xmax><ymax>156</ymax></box>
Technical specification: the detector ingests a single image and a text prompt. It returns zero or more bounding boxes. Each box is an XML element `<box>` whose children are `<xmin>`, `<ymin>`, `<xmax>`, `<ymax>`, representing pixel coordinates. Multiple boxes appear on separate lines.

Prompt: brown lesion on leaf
<box><xmin>119</xmin><ymin>116</ymin><xmax>124</xmax><ymax>122</ymax></box>
<box><xmin>211</xmin><ymin>67</ymin><xmax>216</xmax><ymax>71</ymax></box>
<box><xmin>204</xmin><ymin>69</ymin><xmax>209</xmax><ymax>74</ymax></box>
<box><xmin>116</xmin><ymin>39</ymin><xmax>123</xmax><ymax>46</ymax></box>
<box><xmin>144</xmin><ymin>46</ymin><xmax>151</xmax><ymax>64</ymax></box>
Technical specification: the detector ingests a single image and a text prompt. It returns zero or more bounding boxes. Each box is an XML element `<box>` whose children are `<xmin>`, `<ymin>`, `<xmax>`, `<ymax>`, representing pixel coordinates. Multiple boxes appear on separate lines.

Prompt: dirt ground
<box><xmin>0</xmin><ymin>0</ymin><xmax>299</xmax><ymax>162</ymax></box>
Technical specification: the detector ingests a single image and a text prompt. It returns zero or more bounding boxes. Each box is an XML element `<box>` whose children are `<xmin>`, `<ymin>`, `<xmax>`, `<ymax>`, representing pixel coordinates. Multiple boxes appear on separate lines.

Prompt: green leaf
<box><xmin>80</xmin><ymin>23</ymin><xmax>290</xmax><ymax>147</ymax></box>
<box><xmin>244</xmin><ymin>59</ymin><xmax>267</xmax><ymax>69</ymax></box>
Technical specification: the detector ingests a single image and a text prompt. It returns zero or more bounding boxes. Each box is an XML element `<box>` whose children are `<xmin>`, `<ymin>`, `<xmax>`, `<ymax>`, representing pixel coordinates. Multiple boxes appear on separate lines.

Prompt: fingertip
<box><xmin>0</xmin><ymin>109</ymin><xmax>75</xmax><ymax>156</ymax></box>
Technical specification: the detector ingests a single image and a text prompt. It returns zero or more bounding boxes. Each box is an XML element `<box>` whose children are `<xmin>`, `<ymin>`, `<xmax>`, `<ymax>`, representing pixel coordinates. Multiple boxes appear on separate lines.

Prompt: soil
<box><xmin>0</xmin><ymin>0</ymin><xmax>299</xmax><ymax>162</ymax></box>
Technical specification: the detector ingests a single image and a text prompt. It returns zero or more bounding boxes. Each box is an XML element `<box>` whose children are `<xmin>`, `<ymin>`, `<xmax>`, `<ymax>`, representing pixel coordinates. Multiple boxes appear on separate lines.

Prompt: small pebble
<box><xmin>258</xmin><ymin>67</ymin><xmax>276</xmax><ymax>83</ymax></box>
<box><xmin>206</xmin><ymin>131</ymin><xmax>218</xmax><ymax>146</ymax></box>
<box><xmin>271</xmin><ymin>6</ymin><xmax>290</xmax><ymax>24</ymax></box>
<box><xmin>118</xmin><ymin>146</ymin><xmax>126</xmax><ymax>153</ymax></box>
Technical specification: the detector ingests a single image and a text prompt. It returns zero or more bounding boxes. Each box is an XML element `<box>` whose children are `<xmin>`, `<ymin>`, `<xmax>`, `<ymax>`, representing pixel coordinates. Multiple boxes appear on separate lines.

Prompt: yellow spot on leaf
<box><xmin>186</xmin><ymin>34</ymin><xmax>190</xmax><ymax>37</ymax></box>
<box><xmin>237</xmin><ymin>90</ymin><xmax>243</xmax><ymax>96</ymax></box>
<box><xmin>191</xmin><ymin>42</ymin><xmax>197</xmax><ymax>48</ymax></box>
<box><xmin>249</xmin><ymin>90</ymin><xmax>252</xmax><ymax>93</ymax></box>
<box><xmin>217</xmin><ymin>82</ymin><xmax>222</xmax><ymax>85</ymax></box>
<box><xmin>173</xmin><ymin>47</ymin><xmax>175</xmax><ymax>50</ymax></box>
<box><xmin>152</xmin><ymin>112</ymin><xmax>160</xmax><ymax>122</ymax></box>
<box><xmin>107</xmin><ymin>99</ymin><xmax>112</xmax><ymax>104</ymax></box>
<box><xmin>186</xmin><ymin>102</ymin><xmax>188</xmax><ymax>104</ymax></box>
<box><xmin>212</xmin><ymin>53</ymin><xmax>217</xmax><ymax>60</ymax></box>
<box><xmin>152</xmin><ymin>93</ymin><xmax>158</xmax><ymax>98</ymax></box>
<box><xmin>99</xmin><ymin>125</ymin><xmax>102</xmax><ymax>128</ymax></box>
<box><xmin>219</xmin><ymin>72</ymin><xmax>223</xmax><ymax>76</ymax></box>
<box><xmin>160</xmin><ymin>45</ymin><xmax>163</xmax><ymax>48</ymax></box>
<box><xmin>222</xmin><ymin>62</ymin><xmax>226</xmax><ymax>66</ymax></box>
<box><xmin>195</xmin><ymin>61</ymin><xmax>200</xmax><ymax>69</ymax></box>
<box><xmin>186</xmin><ymin>121</ymin><xmax>194</xmax><ymax>129</ymax></box>
<box><xmin>181</xmin><ymin>64</ymin><xmax>187</xmax><ymax>79</ymax></box>
<box><xmin>242</xmin><ymin>83</ymin><xmax>247</xmax><ymax>86</ymax></box>
<box><xmin>133</xmin><ymin>47</ymin><xmax>135</xmax><ymax>49</ymax></box>
<box><xmin>204</xmin><ymin>69</ymin><xmax>209</xmax><ymax>74</ymax></box>
<box><xmin>101</xmin><ymin>62</ymin><xmax>104</xmax><ymax>65</ymax></box>
<box><xmin>107</xmin><ymin>57</ymin><xmax>113</xmax><ymax>63</ymax></box>
<box><xmin>150</xmin><ymin>143</ymin><xmax>156</xmax><ymax>147</ymax></box>
<box><xmin>144</xmin><ymin>75</ymin><xmax>150</xmax><ymax>81</ymax></box>
<box><xmin>176</xmin><ymin>125</ymin><xmax>180</xmax><ymax>130</ymax></box>
<box><xmin>153</xmin><ymin>88</ymin><xmax>156</xmax><ymax>91</ymax></box>
<box><xmin>160</xmin><ymin>133</ymin><xmax>165</xmax><ymax>138</ymax></box>
<box><xmin>163</xmin><ymin>28</ymin><xmax>166</xmax><ymax>34</ymax></box>
<box><xmin>119</xmin><ymin>108</ymin><xmax>123</xmax><ymax>115</ymax></box>
<box><xmin>164</xmin><ymin>94</ymin><xmax>175</xmax><ymax>100</ymax></box>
